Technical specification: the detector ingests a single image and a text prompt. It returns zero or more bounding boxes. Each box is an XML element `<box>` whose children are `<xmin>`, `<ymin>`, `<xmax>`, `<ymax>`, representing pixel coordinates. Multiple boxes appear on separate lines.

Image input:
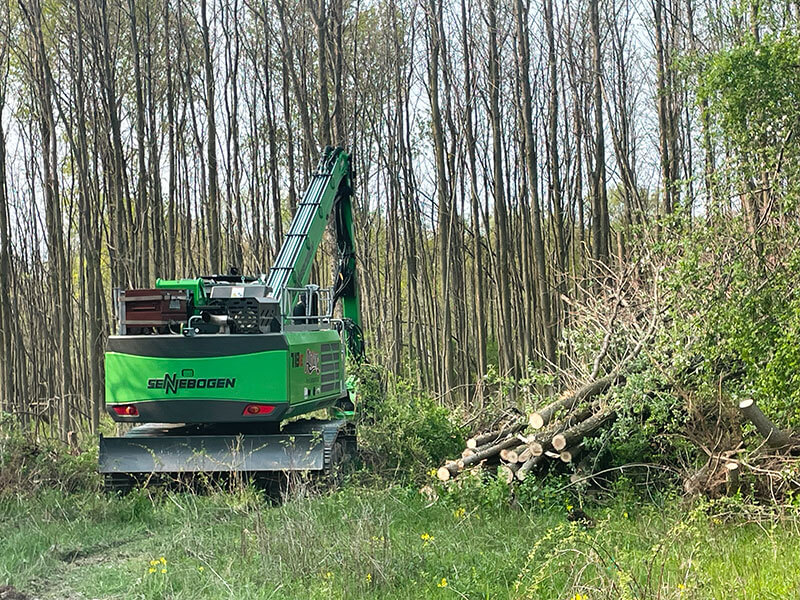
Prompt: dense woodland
<box><xmin>1</xmin><ymin>0</ymin><xmax>799</xmax><ymax>440</ymax></box>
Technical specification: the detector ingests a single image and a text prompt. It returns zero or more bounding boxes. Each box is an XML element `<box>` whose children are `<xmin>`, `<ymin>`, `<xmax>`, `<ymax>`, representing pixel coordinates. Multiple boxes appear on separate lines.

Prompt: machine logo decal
<box><xmin>305</xmin><ymin>349</ymin><xmax>320</xmax><ymax>374</ymax></box>
<box><xmin>147</xmin><ymin>373</ymin><xmax>236</xmax><ymax>394</ymax></box>
<box><xmin>291</xmin><ymin>352</ymin><xmax>304</xmax><ymax>368</ymax></box>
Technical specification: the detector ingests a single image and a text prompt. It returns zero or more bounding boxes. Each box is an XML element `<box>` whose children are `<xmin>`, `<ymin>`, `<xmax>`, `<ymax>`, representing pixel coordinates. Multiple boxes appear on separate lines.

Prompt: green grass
<box><xmin>1</xmin><ymin>483</ymin><xmax>799</xmax><ymax>600</ymax></box>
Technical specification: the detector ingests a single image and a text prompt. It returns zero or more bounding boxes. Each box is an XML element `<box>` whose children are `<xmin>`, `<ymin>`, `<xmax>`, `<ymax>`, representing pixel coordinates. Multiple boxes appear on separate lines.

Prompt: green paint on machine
<box><xmin>105</xmin><ymin>350</ymin><xmax>287</xmax><ymax>406</ymax></box>
<box><xmin>104</xmin><ymin>328</ymin><xmax>344</xmax><ymax>421</ymax></box>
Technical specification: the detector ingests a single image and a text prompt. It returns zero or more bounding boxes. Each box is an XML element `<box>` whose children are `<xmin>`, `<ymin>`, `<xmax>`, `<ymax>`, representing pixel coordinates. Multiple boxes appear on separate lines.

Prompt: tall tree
<box><xmin>201</xmin><ymin>0</ymin><xmax>222</xmax><ymax>272</ymax></box>
<box><xmin>515</xmin><ymin>0</ymin><xmax>557</xmax><ymax>367</ymax></box>
<box><xmin>589</xmin><ymin>0</ymin><xmax>610</xmax><ymax>264</ymax></box>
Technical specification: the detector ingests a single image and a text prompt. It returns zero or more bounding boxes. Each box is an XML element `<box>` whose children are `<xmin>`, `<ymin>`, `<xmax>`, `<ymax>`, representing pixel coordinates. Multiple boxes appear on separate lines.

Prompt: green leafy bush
<box><xmin>0</xmin><ymin>416</ymin><xmax>101</xmax><ymax>496</ymax></box>
<box><xmin>352</xmin><ymin>364</ymin><xmax>464</xmax><ymax>480</ymax></box>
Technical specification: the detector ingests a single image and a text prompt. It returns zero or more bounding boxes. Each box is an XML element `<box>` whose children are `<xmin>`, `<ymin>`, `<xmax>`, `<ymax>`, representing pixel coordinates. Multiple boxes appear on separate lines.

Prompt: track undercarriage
<box><xmin>100</xmin><ymin>418</ymin><xmax>356</xmax><ymax>494</ymax></box>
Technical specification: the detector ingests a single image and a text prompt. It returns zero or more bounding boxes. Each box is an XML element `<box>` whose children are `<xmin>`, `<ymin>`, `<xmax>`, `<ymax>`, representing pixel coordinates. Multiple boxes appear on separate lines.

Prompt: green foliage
<box><xmin>0</xmin><ymin>416</ymin><xmax>101</xmax><ymax>496</ymax></box>
<box><xmin>352</xmin><ymin>364</ymin><xmax>464</xmax><ymax>480</ymax></box>
<box><xmin>658</xmin><ymin>217</ymin><xmax>800</xmax><ymax>430</ymax></box>
<box><xmin>605</xmin><ymin>365</ymin><xmax>690</xmax><ymax>465</ymax></box>
<box><xmin>434</xmin><ymin>467</ymin><xmax>513</xmax><ymax>512</ymax></box>
<box><xmin>698</xmin><ymin>30</ymin><xmax>800</xmax><ymax>202</ymax></box>
<box><xmin>699</xmin><ymin>31</ymin><xmax>800</xmax><ymax>154</ymax></box>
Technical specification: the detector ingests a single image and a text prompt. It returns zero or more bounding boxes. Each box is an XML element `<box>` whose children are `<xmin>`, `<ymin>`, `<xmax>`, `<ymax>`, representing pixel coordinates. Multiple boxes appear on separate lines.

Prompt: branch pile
<box><xmin>684</xmin><ymin>398</ymin><xmax>800</xmax><ymax>500</ymax></box>
<box><xmin>437</xmin><ymin>375</ymin><xmax>624</xmax><ymax>485</ymax></box>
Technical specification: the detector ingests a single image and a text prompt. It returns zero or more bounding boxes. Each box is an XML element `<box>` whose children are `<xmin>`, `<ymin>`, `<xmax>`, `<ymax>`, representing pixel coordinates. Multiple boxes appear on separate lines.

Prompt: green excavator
<box><xmin>99</xmin><ymin>146</ymin><xmax>364</xmax><ymax>492</ymax></box>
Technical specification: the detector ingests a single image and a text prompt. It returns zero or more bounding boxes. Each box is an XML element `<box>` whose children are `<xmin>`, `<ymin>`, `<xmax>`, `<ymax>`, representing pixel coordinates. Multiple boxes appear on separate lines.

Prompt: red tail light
<box><xmin>112</xmin><ymin>405</ymin><xmax>139</xmax><ymax>416</ymax></box>
<box><xmin>243</xmin><ymin>404</ymin><xmax>275</xmax><ymax>415</ymax></box>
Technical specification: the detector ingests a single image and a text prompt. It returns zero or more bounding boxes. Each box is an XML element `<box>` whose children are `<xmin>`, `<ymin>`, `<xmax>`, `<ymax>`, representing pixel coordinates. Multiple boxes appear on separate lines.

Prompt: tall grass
<box><xmin>1</xmin><ymin>483</ymin><xmax>799</xmax><ymax>599</ymax></box>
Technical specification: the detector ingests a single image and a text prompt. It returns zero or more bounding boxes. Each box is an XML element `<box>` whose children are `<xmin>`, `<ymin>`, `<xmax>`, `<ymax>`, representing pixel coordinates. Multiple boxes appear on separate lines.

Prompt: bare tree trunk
<box><xmin>514</xmin><ymin>0</ymin><xmax>556</xmax><ymax>368</ymax></box>
<box><xmin>589</xmin><ymin>0</ymin><xmax>609</xmax><ymax>264</ymax></box>
<box><xmin>20</xmin><ymin>0</ymin><xmax>73</xmax><ymax>436</ymax></box>
<box><xmin>201</xmin><ymin>0</ymin><xmax>221</xmax><ymax>273</ymax></box>
<box><xmin>164</xmin><ymin>0</ymin><xmax>177</xmax><ymax>277</ymax></box>
<box><xmin>654</xmin><ymin>0</ymin><xmax>673</xmax><ymax>215</ymax></box>
<box><xmin>426</xmin><ymin>0</ymin><xmax>454</xmax><ymax>398</ymax></box>
<box><xmin>0</xmin><ymin>16</ymin><xmax>12</xmax><ymax>413</ymax></box>
<box><xmin>128</xmin><ymin>0</ymin><xmax>149</xmax><ymax>285</ymax></box>
<box><xmin>309</xmin><ymin>0</ymin><xmax>331</xmax><ymax>144</ymax></box>
<box><xmin>460</xmin><ymin>0</ymin><xmax>486</xmax><ymax>380</ymax></box>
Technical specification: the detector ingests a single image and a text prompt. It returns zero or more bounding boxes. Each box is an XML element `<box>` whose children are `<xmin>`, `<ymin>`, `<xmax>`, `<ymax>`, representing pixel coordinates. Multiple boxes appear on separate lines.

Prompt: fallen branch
<box><xmin>552</xmin><ymin>408</ymin><xmax>616</xmax><ymax>451</ymax></box>
<box><xmin>466</xmin><ymin>422</ymin><xmax>526</xmax><ymax>449</ymax></box>
<box><xmin>516</xmin><ymin>455</ymin><xmax>545</xmax><ymax>481</ymax></box>
<box><xmin>529</xmin><ymin>374</ymin><xmax>620</xmax><ymax>429</ymax></box>
<box><xmin>438</xmin><ymin>435</ymin><xmax>522</xmax><ymax>481</ymax></box>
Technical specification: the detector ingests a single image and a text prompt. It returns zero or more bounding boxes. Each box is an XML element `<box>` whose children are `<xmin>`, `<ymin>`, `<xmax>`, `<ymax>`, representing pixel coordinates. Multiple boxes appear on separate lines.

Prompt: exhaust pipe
<box><xmin>183</xmin><ymin>311</ymin><xmax>232</xmax><ymax>337</ymax></box>
<box><xmin>201</xmin><ymin>311</ymin><xmax>232</xmax><ymax>328</ymax></box>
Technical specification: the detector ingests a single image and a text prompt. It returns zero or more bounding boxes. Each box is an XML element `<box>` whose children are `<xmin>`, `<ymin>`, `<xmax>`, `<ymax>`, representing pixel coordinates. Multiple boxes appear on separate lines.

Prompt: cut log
<box><xmin>738</xmin><ymin>399</ymin><xmax>791</xmax><ymax>448</ymax></box>
<box><xmin>529</xmin><ymin>406</ymin><xmax>595</xmax><ymax>457</ymax></box>
<box><xmin>516</xmin><ymin>455</ymin><xmax>545</xmax><ymax>481</ymax></box>
<box><xmin>455</xmin><ymin>435</ymin><xmax>522</xmax><ymax>471</ymax></box>
<box><xmin>517</xmin><ymin>446</ymin><xmax>534</xmax><ymax>463</ymax></box>
<box><xmin>501</xmin><ymin>443</ymin><xmax>528</xmax><ymax>463</ymax></box>
<box><xmin>544</xmin><ymin>450</ymin><xmax>560</xmax><ymax>459</ymax></box>
<box><xmin>466</xmin><ymin>422</ymin><xmax>526</xmax><ymax>449</ymax></box>
<box><xmin>530</xmin><ymin>441</ymin><xmax>545</xmax><ymax>456</ymax></box>
<box><xmin>437</xmin><ymin>462</ymin><xmax>460</xmax><ymax>482</ymax></box>
<box><xmin>528</xmin><ymin>374</ymin><xmax>620</xmax><ymax>429</ymax></box>
<box><xmin>552</xmin><ymin>408</ymin><xmax>616</xmax><ymax>451</ymax></box>
<box><xmin>560</xmin><ymin>444</ymin><xmax>584</xmax><ymax>463</ymax></box>
<box><xmin>725</xmin><ymin>462</ymin><xmax>740</xmax><ymax>495</ymax></box>
<box><xmin>498</xmin><ymin>462</ymin><xmax>520</xmax><ymax>483</ymax></box>
<box><xmin>461</xmin><ymin>448</ymin><xmax>475</xmax><ymax>459</ymax></box>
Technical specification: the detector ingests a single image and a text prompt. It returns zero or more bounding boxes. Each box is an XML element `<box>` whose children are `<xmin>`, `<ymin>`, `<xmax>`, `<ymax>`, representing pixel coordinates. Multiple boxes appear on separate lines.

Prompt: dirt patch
<box><xmin>0</xmin><ymin>585</ymin><xmax>31</xmax><ymax>600</ymax></box>
<box><xmin>52</xmin><ymin>536</ymin><xmax>148</xmax><ymax>565</ymax></box>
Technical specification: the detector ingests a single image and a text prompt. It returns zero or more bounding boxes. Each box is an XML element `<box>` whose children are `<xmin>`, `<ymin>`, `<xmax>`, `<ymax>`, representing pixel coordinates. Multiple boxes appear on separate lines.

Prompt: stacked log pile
<box><xmin>437</xmin><ymin>370</ymin><xmax>800</xmax><ymax>500</ymax></box>
<box><xmin>437</xmin><ymin>375</ymin><xmax>623</xmax><ymax>484</ymax></box>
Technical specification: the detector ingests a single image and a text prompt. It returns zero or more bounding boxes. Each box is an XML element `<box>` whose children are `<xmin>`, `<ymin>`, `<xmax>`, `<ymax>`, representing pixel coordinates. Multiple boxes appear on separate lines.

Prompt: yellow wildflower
<box><xmin>437</xmin><ymin>577</ymin><xmax>448</xmax><ymax>588</ymax></box>
<box><xmin>678</xmin><ymin>583</ymin><xmax>686</xmax><ymax>591</ymax></box>
<box><xmin>160</xmin><ymin>557</ymin><xmax>167</xmax><ymax>565</ymax></box>
<box><xmin>365</xmin><ymin>573</ymin><xmax>372</xmax><ymax>583</ymax></box>
<box><xmin>198</xmin><ymin>566</ymin><xmax>205</xmax><ymax>572</ymax></box>
<box><xmin>161</xmin><ymin>568</ymin><xmax>167</xmax><ymax>574</ymax></box>
<box><xmin>420</xmin><ymin>532</ymin><xmax>434</xmax><ymax>543</ymax></box>
<box><xmin>148</xmin><ymin>568</ymin><xmax>156</xmax><ymax>574</ymax></box>
<box><xmin>453</xmin><ymin>507</ymin><xmax>466</xmax><ymax>519</ymax></box>
<box><xmin>324</xmin><ymin>571</ymin><xmax>332</xmax><ymax>579</ymax></box>
<box><xmin>149</xmin><ymin>559</ymin><xmax>159</xmax><ymax>566</ymax></box>
<box><xmin>623</xmin><ymin>512</ymin><xmax>629</xmax><ymax>519</ymax></box>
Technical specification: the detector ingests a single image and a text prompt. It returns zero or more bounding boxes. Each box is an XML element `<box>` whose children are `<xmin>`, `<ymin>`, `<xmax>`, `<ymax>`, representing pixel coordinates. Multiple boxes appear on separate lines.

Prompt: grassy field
<box><xmin>1</xmin><ymin>481</ymin><xmax>799</xmax><ymax>600</ymax></box>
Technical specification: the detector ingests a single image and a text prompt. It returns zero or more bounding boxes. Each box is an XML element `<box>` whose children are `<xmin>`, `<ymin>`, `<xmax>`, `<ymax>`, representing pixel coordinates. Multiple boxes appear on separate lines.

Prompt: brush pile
<box><xmin>437</xmin><ymin>374</ymin><xmax>623</xmax><ymax>484</ymax></box>
<box><xmin>683</xmin><ymin>398</ymin><xmax>800</xmax><ymax>500</ymax></box>
<box><xmin>437</xmin><ymin>370</ymin><xmax>800</xmax><ymax>501</ymax></box>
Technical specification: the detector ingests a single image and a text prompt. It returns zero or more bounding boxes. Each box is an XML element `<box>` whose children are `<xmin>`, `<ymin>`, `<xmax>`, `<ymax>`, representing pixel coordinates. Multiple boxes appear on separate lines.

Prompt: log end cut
<box><xmin>552</xmin><ymin>434</ymin><xmax>568</xmax><ymax>451</ymax></box>
<box><xmin>437</xmin><ymin>465</ymin><xmax>453</xmax><ymax>482</ymax></box>
<box><xmin>529</xmin><ymin>413</ymin><xmax>545</xmax><ymax>429</ymax></box>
